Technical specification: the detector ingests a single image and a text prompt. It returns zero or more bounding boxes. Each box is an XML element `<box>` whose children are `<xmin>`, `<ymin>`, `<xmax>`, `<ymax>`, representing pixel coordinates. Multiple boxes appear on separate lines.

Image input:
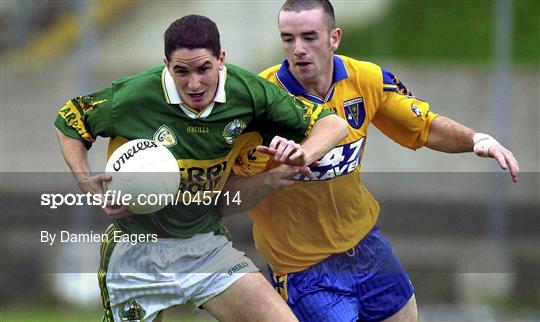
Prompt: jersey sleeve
<box><xmin>253</xmin><ymin>79</ymin><xmax>333</xmax><ymax>145</ymax></box>
<box><xmin>54</xmin><ymin>87</ymin><xmax>114</xmax><ymax>149</ymax></box>
<box><xmin>372</xmin><ymin>68</ymin><xmax>438</xmax><ymax>150</ymax></box>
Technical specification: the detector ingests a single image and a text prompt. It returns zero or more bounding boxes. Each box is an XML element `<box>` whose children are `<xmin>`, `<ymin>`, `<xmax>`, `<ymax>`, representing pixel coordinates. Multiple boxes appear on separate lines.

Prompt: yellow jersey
<box><xmin>234</xmin><ymin>55</ymin><xmax>437</xmax><ymax>275</ymax></box>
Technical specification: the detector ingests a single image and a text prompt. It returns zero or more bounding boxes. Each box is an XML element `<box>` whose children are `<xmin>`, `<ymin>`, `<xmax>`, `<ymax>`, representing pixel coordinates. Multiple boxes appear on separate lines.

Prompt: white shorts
<box><xmin>101</xmin><ymin>230</ymin><xmax>259</xmax><ymax>322</ymax></box>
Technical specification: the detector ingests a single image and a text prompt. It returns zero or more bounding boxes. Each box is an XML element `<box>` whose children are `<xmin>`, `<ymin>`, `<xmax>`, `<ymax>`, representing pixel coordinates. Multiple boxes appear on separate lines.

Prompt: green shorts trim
<box><xmin>98</xmin><ymin>224</ymin><xmax>118</xmax><ymax>322</ymax></box>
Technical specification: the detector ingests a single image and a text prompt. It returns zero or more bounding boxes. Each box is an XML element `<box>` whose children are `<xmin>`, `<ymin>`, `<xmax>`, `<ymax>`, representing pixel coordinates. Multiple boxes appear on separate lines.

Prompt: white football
<box><xmin>104</xmin><ymin>139</ymin><xmax>180</xmax><ymax>214</ymax></box>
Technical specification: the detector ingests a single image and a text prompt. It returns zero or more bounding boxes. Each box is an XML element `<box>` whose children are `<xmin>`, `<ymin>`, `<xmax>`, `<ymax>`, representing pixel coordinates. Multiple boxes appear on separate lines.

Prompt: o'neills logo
<box><xmin>227</xmin><ymin>261</ymin><xmax>249</xmax><ymax>275</ymax></box>
<box><xmin>113</xmin><ymin>141</ymin><xmax>158</xmax><ymax>171</ymax></box>
<box><xmin>187</xmin><ymin>126</ymin><xmax>209</xmax><ymax>134</ymax></box>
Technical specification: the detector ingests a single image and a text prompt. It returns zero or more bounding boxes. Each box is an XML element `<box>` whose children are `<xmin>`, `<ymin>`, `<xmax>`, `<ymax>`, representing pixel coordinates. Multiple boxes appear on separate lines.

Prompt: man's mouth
<box><xmin>296</xmin><ymin>62</ymin><xmax>311</xmax><ymax>68</ymax></box>
<box><xmin>188</xmin><ymin>92</ymin><xmax>204</xmax><ymax>99</ymax></box>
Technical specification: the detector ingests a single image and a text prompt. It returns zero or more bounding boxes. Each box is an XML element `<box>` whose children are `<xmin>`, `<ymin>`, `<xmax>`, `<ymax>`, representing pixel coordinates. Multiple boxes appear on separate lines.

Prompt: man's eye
<box><xmin>199</xmin><ymin>67</ymin><xmax>210</xmax><ymax>73</ymax></box>
<box><xmin>282</xmin><ymin>38</ymin><xmax>293</xmax><ymax>43</ymax></box>
<box><xmin>176</xmin><ymin>70</ymin><xmax>188</xmax><ymax>76</ymax></box>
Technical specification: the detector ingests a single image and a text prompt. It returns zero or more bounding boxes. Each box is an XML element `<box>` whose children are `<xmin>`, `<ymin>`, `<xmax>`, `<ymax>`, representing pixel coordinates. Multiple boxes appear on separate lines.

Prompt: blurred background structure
<box><xmin>1</xmin><ymin>0</ymin><xmax>539</xmax><ymax>321</ymax></box>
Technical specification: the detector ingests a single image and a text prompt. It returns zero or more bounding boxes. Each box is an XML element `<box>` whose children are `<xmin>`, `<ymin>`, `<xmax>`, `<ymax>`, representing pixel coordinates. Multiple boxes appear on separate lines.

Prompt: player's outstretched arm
<box><xmin>426</xmin><ymin>116</ymin><xmax>519</xmax><ymax>182</ymax></box>
<box><xmin>219</xmin><ymin>164</ymin><xmax>313</xmax><ymax>217</ymax></box>
<box><xmin>257</xmin><ymin>114</ymin><xmax>348</xmax><ymax>166</ymax></box>
<box><xmin>56</xmin><ymin>129</ymin><xmax>131</xmax><ymax>218</ymax></box>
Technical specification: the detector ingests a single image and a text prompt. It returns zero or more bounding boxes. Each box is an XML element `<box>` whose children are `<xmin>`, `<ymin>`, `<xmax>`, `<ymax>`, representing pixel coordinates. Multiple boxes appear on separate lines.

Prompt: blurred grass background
<box><xmin>340</xmin><ymin>0</ymin><xmax>540</xmax><ymax>64</ymax></box>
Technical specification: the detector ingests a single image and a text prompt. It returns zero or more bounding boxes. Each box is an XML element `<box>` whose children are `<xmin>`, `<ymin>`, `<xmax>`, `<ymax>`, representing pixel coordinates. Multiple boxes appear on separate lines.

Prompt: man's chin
<box><xmin>294</xmin><ymin>71</ymin><xmax>315</xmax><ymax>83</ymax></box>
<box><xmin>184</xmin><ymin>97</ymin><xmax>210</xmax><ymax>111</ymax></box>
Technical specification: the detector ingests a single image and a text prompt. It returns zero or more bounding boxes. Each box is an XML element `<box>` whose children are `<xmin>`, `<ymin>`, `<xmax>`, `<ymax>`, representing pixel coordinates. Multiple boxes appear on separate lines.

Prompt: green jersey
<box><xmin>55</xmin><ymin>64</ymin><xmax>330</xmax><ymax>238</ymax></box>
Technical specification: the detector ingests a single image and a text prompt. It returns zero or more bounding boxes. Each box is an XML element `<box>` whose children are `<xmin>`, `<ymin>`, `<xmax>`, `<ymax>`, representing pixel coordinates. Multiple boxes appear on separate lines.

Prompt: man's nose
<box><xmin>293</xmin><ymin>40</ymin><xmax>307</xmax><ymax>56</ymax></box>
<box><xmin>187</xmin><ymin>75</ymin><xmax>200</xmax><ymax>90</ymax></box>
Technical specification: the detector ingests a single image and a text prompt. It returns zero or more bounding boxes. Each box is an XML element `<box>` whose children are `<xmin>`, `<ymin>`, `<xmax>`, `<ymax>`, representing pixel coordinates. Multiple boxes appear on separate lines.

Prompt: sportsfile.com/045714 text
<box><xmin>40</xmin><ymin>190</ymin><xmax>242</xmax><ymax>209</ymax></box>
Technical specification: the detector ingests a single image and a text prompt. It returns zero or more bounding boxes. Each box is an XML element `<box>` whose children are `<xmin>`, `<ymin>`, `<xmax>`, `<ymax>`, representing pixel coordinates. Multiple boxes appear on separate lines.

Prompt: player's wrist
<box><xmin>260</xmin><ymin>170</ymin><xmax>281</xmax><ymax>191</ymax></box>
<box><xmin>73</xmin><ymin>171</ymin><xmax>91</xmax><ymax>184</ymax></box>
<box><xmin>473</xmin><ymin>133</ymin><xmax>499</xmax><ymax>157</ymax></box>
<box><xmin>301</xmin><ymin>150</ymin><xmax>316</xmax><ymax>166</ymax></box>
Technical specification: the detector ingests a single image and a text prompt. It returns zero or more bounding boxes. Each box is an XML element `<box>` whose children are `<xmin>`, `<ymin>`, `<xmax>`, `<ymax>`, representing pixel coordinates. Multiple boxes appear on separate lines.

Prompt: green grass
<box><xmin>339</xmin><ymin>0</ymin><xmax>540</xmax><ymax>64</ymax></box>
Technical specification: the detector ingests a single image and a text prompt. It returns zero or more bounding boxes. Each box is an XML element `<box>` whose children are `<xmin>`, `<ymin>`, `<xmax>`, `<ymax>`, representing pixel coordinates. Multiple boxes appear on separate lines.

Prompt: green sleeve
<box><xmin>54</xmin><ymin>87</ymin><xmax>114</xmax><ymax>149</ymax></box>
<box><xmin>253</xmin><ymin>79</ymin><xmax>332</xmax><ymax>145</ymax></box>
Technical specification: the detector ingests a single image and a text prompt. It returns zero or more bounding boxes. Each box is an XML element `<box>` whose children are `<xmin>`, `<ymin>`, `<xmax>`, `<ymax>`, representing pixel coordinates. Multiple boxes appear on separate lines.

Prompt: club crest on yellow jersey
<box><xmin>153</xmin><ymin>125</ymin><xmax>177</xmax><ymax>147</ymax></box>
<box><xmin>343</xmin><ymin>97</ymin><xmax>365</xmax><ymax>129</ymax></box>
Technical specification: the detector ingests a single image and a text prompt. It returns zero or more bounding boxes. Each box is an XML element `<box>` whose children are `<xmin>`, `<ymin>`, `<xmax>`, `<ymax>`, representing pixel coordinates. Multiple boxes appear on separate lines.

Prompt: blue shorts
<box><xmin>268</xmin><ymin>227</ymin><xmax>414</xmax><ymax>322</ymax></box>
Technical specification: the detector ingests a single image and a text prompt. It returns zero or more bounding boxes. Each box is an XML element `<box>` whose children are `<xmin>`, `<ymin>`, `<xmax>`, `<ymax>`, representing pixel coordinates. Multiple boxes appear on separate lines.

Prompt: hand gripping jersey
<box><xmin>55</xmin><ymin>64</ymin><xmax>330</xmax><ymax>238</ymax></box>
<box><xmin>234</xmin><ymin>55</ymin><xmax>438</xmax><ymax>275</ymax></box>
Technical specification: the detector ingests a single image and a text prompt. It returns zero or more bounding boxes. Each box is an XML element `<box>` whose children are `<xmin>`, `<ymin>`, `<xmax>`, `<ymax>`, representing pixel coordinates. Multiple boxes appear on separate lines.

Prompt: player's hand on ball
<box><xmin>102</xmin><ymin>200</ymin><xmax>132</xmax><ymax>219</ymax></box>
<box><xmin>75</xmin><ymin>173</ymin><xmax>132</xmax><ymax>218</ymax></box>
<box><xmin>98</xmin><ymin>175</ymin><xmax>132</xmax><ymax>218</ymax></box>
<box><xmin>75</xmin><ymin>173</ymin><xmax>110</xmax><ymax>195</ymax></box>
<box><xmin>256</xmin><ymin>136</ymin><xmax>309</xmax><ymax>166</ymax></box>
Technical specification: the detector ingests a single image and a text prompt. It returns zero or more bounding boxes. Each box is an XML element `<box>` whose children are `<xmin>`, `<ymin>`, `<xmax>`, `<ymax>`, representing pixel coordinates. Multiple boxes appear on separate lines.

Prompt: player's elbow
<box><xmin>339</xmin><ymin>117</ymin><xmax>349</xmax><ymax>140</ymax></box>
<box><xmin>331</xmin><ymin>114</ymin><xmax>349</xmax><ymax>141</ymax></box>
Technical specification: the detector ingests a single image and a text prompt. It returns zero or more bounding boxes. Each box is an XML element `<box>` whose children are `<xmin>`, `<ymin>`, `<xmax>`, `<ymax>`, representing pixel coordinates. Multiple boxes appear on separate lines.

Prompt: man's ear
<box><xmin>218</xmin><ymin>51</ymin><xmax>226</xmax><ymax>70</ymax></box>
<box><xmin>330</xmin><ymin>28</ymin><xmax>342</xmax><ymax>52</ymax></box>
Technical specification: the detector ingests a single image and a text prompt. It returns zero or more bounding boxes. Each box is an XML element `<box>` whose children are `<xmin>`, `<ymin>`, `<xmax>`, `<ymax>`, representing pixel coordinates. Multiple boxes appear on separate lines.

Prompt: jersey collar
<box><xmin>275</xmin><ymin>55</ymin><xmax>348</xmax><ymax>103</ymax></box>
<box><xmin>161</xmin><ymin>66</ymin><xmax>227</xmax><ymax>118</ymax></box>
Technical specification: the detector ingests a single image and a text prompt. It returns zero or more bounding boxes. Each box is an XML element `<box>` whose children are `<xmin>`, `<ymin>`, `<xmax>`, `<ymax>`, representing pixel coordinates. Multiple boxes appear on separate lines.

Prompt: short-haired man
<box><xmin>55</xmin><ymin>14</ymin><xmax>347</xmax><ymax>321</ymax></box>
<box><xmin>222</xmin><ymin>1</ymin><xmax>519</xmax><ymax>321</ymax></box>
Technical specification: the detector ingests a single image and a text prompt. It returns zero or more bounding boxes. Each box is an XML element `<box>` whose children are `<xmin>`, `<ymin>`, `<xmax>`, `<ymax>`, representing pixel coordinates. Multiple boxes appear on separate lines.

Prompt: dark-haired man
<box><xmin>55</xmin><ymin>14</ymin><xmax>347</xmax><ymax>321</ymax></box>
<box><xmin>223</xmin><ymin>1</ymin><xmax>520</xmax><ymax>321</ymax></box>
